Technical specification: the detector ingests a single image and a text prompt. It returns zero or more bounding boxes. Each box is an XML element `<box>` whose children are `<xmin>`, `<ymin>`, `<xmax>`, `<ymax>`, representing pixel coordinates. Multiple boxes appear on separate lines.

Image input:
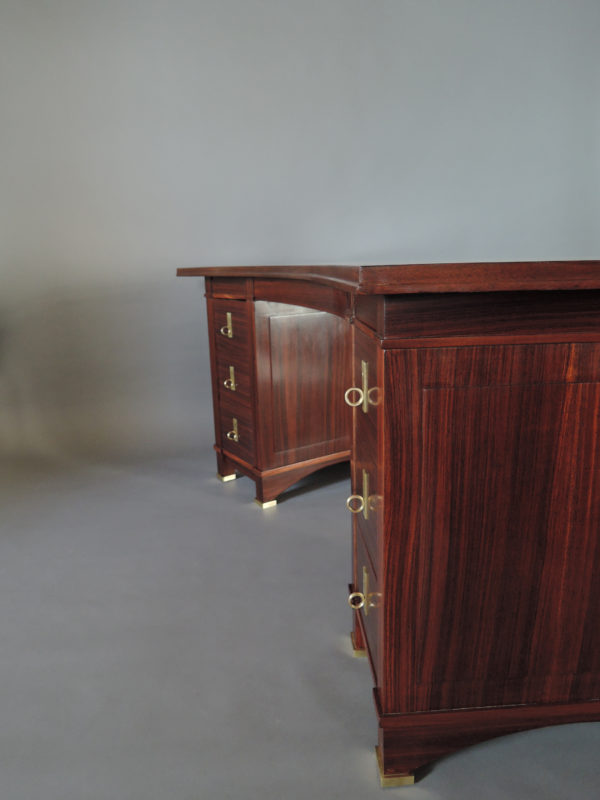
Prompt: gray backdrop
<box><xmin>1</xmin><ymin>3</ymin><xmax>600</xmax><ymax>799</ymax></box>
<box><xmin>1</xmin><ymin>0</ymin><xmax>600</xmax><ymax>458</ymax></box>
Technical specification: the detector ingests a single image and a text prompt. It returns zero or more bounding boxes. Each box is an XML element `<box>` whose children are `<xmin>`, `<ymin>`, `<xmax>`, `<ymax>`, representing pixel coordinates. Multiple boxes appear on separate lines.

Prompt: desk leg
<box><xmin>216</xmin><ymin>451</ymin><xmax>238</xmax><ymax>481</ymax></box>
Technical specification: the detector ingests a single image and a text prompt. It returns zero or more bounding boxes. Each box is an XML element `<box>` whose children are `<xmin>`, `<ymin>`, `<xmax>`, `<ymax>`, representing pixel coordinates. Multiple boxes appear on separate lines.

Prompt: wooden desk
<box><xmin>178</xmin><ymin>262</ymin><xmax>600</xmax><ymax>785</ymax></box>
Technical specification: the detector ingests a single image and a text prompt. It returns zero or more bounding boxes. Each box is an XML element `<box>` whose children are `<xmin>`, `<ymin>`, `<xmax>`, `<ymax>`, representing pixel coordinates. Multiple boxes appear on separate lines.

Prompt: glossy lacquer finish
<box><xmin>205</xmin><ymin>279</ymin><xmax>351</xmax><ymax>503</ymax></box>
<box><xmin>383</xmin><ymin>342</ymin><xmax>600</xmax><ymax>706</ymax></box>
<box><xmin>178</xmin><ymin>264</ymin><xmax>600</xmax><ymax>785</ymax></box>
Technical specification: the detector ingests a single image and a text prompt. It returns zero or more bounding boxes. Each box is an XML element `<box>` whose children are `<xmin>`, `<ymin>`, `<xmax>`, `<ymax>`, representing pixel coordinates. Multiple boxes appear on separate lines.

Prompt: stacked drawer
<box><xmin>346</xmin><ymin>329</ymin><xmax>383</xmax><ymax>680</ymax></box>
<box><xmin>211</xmin><ymin>298</ymin><xmax>255</xmax><ymax>466</ymax></box>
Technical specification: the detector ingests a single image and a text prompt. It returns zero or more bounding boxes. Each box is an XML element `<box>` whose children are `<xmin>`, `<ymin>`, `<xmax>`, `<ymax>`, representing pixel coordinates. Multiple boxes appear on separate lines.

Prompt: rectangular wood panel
<box><xmin>254</xmin><ymin>301</ymin><xmax>351</xmax><ymax>469</ymax></box>
<box><xmin>385</xmin><ymin>345</ymin><xmax>600</xmax><ymax>712</ymax></box>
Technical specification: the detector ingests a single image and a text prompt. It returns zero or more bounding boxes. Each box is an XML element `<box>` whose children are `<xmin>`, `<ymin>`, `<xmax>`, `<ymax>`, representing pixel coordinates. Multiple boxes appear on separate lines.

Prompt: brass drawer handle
<box><xmin>348</xmin><ymin>591</ymin><xmax>365</xmax><ymax>610</ymax></box>
<box><xmin>220</xmin><ymin>312</ymin><xmax>233</xmax><ymax>338</ymax></box>
<box><xmin>344</xmin><ymin>387</ymin><xmax>364</xmax><ymax>407</ymax></box>
<box><xmin>348</xmin><ymin>566</ymin><xmax>378</xmax><ymax>616</ymax></box>
<box><xmin>226</xmin><ymin>418</ymin><xmax>239</xmax><ymax>442</ymax></box>
<box><xmin>346</xmin><ymin>470</ymin><xmax>371</xmax><ymax>520</ymax></box>
<box><xmin>346</xmin><ymin>494</ymin><xmax>365</xmax><ymax>514</ymax></box>
<box><xmin>223</xmin><ymin>366</ymin><xmax>237</xmax><ymax>391</ymax></box>
<box><xmin>344</xmin><ymin>361</ymin><xmax>379</xmax><ymax>413</ymax></box>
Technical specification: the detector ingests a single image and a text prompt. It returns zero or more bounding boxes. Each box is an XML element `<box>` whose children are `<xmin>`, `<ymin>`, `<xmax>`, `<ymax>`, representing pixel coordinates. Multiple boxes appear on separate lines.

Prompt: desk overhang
<box><xmin>177</xmin><ymin>261</ymin><xmax>600</xmax><ymax>295</ymax></box>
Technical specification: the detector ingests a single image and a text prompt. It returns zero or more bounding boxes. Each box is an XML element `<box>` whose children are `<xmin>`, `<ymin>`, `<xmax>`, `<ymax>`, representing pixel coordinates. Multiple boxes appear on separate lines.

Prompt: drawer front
<box><xmin>216</xmin><ymin>358</ymin><xmax>252</xmax><ymax>407</ymax></box>
<box><xmin>218</xmin><ymin>395</ymin><xmax>255</xmax><ymax>465</ymax></box>
<box><xmin>354</xmin><ymin>529</ymin><xmax>381</xmax><ymax>683</ymax></box>
<box><xmin>212</xmin><ymin>299</ymin><xmax>252</xmax><ymax>363</ymax></box>
<box><xmin>353</xmin><ymin>412</ymin><xmax>380</xmax><ymax>576</ymax></box>
<box><xmin>209</xmin><ymin>277</ymin><xmax>248</xmax><ymax>298</ymax></box>
<box><xmin>348</xmin><ymin>328</ymin><xmax>382</xmax><ymax>575</ymax></box>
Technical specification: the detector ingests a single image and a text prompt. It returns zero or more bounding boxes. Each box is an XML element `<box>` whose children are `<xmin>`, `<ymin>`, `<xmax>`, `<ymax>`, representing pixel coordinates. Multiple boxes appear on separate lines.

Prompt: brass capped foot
<box><xmin>350</xmin><ymin>631</ymin><xmax>367</xmax><ymax>658</ymax></box>
<box><xmin>375</xmin><ymin>747</ymin><xmax>415</xmax><ymax>788</ymax></box>
<box><xmin>254</xmin><ymin>498</ymin><xmax>277</xmax><ymax>509</ymax></box>
<box><xmin>217</xmin><ymin>473</ymin><xmax>238</xmax><ymax>482</ymax></box>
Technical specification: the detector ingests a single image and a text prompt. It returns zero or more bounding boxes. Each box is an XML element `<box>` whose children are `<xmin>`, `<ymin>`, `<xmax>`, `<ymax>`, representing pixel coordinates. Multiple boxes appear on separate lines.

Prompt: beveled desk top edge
<box><xmin>176</xmin><ymin>261</ymin><xmax>600</xmax><ymax>294</ymax></box>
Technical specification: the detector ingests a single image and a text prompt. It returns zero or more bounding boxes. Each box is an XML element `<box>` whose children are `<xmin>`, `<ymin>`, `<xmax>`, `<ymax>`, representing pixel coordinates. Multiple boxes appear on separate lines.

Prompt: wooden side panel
<box><xmin>382</xmin><ymin>343</ymin><xmax>600</xmax><ymax>713</ymax></box>
<box><xmin>254</xmin><ymin>302</ymin><xmax>351</xmax><ymax>469</ymax></box>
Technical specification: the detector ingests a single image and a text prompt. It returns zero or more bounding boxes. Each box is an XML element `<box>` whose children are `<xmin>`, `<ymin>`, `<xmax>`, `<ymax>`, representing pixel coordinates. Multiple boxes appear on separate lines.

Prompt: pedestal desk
<box><xmin>177</xmin><ymin>263</ymin><xmax>600</xmax><ymax>785</ymax></box>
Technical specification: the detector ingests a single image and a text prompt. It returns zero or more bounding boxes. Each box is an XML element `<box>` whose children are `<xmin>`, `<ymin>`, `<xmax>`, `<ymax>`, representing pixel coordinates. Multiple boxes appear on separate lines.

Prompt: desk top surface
<box><xmin>177</xmin><ymin>261</ymin><xmax>600</xmax><ymax>294</ymax></box>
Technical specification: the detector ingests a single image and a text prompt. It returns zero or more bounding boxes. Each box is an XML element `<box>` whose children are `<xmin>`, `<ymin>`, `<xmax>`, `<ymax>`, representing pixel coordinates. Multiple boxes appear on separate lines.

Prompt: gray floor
<box><xmin>1</xmin><ymin>451</ymin><xmax>599</xmax><ymax>800</ymax></box>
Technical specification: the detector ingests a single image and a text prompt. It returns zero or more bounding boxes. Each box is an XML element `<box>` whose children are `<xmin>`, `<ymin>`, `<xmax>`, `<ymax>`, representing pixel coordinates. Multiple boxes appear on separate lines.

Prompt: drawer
<box><xmin>209</xmin><ymin>277</ymin><xmax>248</xmax><ymax>298</ymax></box>
<box><xmin>353</xmin><ymin>529</ymin><xmax>381</xmax><ymax>683</ymax></box>
<box><xmin>218</xmin><ymin>395</ymin><xmax>255</xmax><ymax>465</ymax></box>
<box><xmin>352</xmin><ymin>413</ymin><xmax>381</xmax><ymax>576</ymax></box>
<box><xmin>216</xmin><ymin>358</ymin><xmax>252</xmax><ymax>407</ymax></box>
<box><xmin>212</xmin><ymin>299</ymin><xmax>251</xmax><ymax>363</ymax></box>
<box><xmin>349</xmin><ymin>329</ymin><xmax>382</xmax><ymax>576</ymax></box>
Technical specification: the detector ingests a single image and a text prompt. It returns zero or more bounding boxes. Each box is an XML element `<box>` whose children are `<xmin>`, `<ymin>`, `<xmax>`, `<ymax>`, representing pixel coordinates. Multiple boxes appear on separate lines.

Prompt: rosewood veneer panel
<box><xmin>383</xmin><ymin>344</ymin><xmax>600</xmax><ymax>713</ymax></box>
<box><xmin>254</xmin><ymin>301</ymin><xmax>351</xmax><ymax>470</ymax></box>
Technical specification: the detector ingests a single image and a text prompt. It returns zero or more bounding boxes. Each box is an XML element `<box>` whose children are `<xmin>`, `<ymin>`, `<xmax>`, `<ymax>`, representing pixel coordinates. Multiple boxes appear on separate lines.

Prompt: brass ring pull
<box><xmin>368</xmin><ymin>494</ymin><xmax>382</xmax><ymax>513</ymax></box>
<box><xmin>367</xmin><ymin>386</ymin><xmax>380</xmax><ymax>407</ymax></box>
<box><xmin>223</xmin><ymin>365</ymin><xmax>236</xmax><ymax>391</ymax></box>
<box><xmin>226</xmin><ymin>418</ymin><xmax>239</xmax><ymax>442</ymax></box>
<box><xmin>344</xmin><ymin>387</ymin><xmax>364</xmax><ymax>407</ymax></box>
<box><xmin>219</xmin><ymin>312</ymin><xmax>233</xmax><ymax>339</ymax></box>
<box><xmin>348</xmin><ymin>591</ymin><xmax>365</xmax><ymax>610</ymax></box>
<box><xmin>346</xmin><ymin>494</ymin><xmax>365</xmax><ymax>514</ymax></box>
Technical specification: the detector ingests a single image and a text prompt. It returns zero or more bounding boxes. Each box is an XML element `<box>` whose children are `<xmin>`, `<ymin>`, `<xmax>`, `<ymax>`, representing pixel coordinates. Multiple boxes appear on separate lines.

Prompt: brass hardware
<box><xmin>362</xmin><ymin>564</ymin><xmax>370</xmax><ymax>614</ymax></box>
<box><xmin>219</xmin><ymin>311</ymin><xmax>233</xmax><ymax>338</ymax></box>
<box><xmin>347</xmin><ymin>565</ymin><xmax>378</xmax><ymax>616</ymax></box>
<box><xmin>344</xmin><ymin>360</ymin><xmax>379</xmax><ymax>413</ymax></box>
<box><xmin>217</xmin><ymin>473</ymin><xmax>237</xmax><ymax>482</ymax></box>
<box><xmin>344</xmin><ymin>386</ymin><xmax>364</xmax><ymax>407</ymax></box>
<box><xmin>254</xmin><ymin>498</ymin><xmax>277</xmax><ymax>509</ymax></box>
<box><xmin>223</xmin><ymin>365</ymin><xmax>237</xmax><ymax>391</ymax></box>
<box><xmin>226</xmin><ymin>418</ymin><xmax>239</xmax><ymax>442</ymax></box>
<box><xmin>346</xmin><ymin>470</ymin><xmax>373</xmax><ymax>520</ymax></box>
<box><xmin>348</xmin><ymin>591</ymin><xmax>365</xmax><ymax>610</ymax></box>
<box><xmin>346</xmin><ymin>494</ymin><xmax>365</xmax><ymax>515</ymax></box>
<box><xmin>360</xmin><ymin>360</ymin><xmax>369</xmax><ymax>413</ymax></box>
<box><xmin>367</xmin><ymin>385</ymin><xmax>381</xmax><ymax>407</ymax></box>
<box><xmin>375</xmin><ymin>747</ymin><xmax>415</xmax><ymax>787</ymax></box>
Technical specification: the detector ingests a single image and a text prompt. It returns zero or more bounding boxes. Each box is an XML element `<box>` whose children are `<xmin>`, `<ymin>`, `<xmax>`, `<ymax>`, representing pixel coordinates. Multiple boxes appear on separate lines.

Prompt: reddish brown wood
<box><xmin>355</xmin><ymin>290</ymin><xmax>600</xmax><ymax>340</ymax></box>
<box><xmin>254</xmin><ymin>452</ymin><xmax>351</xmax><ymax>504</ymax></box>
<box><xmin>205</xmin><ymin>288</ymin><xmax>352</xmax><ymax>503</ymax></box>
<box><xmin>376</xmin><ymin>697</ymin><xmax>600</xmax><ymax>777</ymax></box>
<box><xmin>180</xmin><ymin>264</ymin><xmax>600</xmax><ymax>784</ymax></box>
<box><xmin>354</xmin><ymin>528</ymin><xmax>381</xmax><ymax>684</ymax></box>
<box><xmin>350</xmin><ymin>329</ymin><xmax>382</xmax><ymax>576</ymax></box>
<box><xmin>357</xmin><ymin>261</ymin><xmax>600</xmax><ymax>294</ymax></box>
<box><xmin>178</xmin><ymin>261</ymin><xmax>600</xmax><ymax>294</ymax></box>
<box><xmin>178</xmin><ymin>264</ymin><xmax>362</xmax><ymax>291</ymax></box>
<box><xmin>207</xmin><ymin>276</ymin><xmax>252</xmax><ymax>298</ymax></box>
<box><xmin>253</xmin><ymin>278</ymin><xmax>352</xmax><ymax>318</ymax></box>
<box><xmin>254</xmin><ymin>301</ymin><xmax>351</xmax><ymax>471</ymax></box>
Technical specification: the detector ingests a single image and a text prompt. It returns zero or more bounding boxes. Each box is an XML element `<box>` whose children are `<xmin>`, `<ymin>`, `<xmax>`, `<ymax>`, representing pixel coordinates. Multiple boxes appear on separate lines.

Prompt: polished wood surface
<box><xmin>177</xmin><ymin>260</ymin><xmax>600</xmax><ymax>293</ymax></box>
<box><xmin>179</xmin><ymin>263</ymin><xmax>600</xmax><ymax>784</ymax></box>
<box><xmin>384</xmin><ymin>343</ymin><xmax>600</xmax><ymax>713</ymax></box>
<box><xmin>203</xmin><ymin>278</ymin><xmax>351</xmax><ymax>503</ymax></box>
<box><xmin>254</xmin><ymin>301</ymin><xmax>351</xmax><ymax>470</ymax></box>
